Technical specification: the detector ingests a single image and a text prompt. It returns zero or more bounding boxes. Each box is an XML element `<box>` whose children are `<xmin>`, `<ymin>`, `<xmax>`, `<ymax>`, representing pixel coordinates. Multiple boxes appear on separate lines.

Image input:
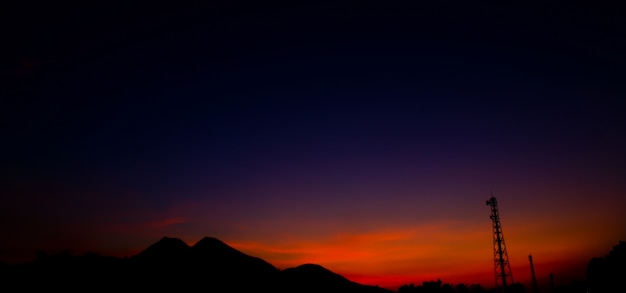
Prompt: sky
<box><xmin>2</xmin><ymin>1</ymin><xmax>626</xmax><ymax>290</ymax></box>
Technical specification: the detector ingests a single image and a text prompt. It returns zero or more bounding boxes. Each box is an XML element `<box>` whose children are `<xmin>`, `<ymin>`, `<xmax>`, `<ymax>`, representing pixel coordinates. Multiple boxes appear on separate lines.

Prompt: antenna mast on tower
<box><xmin>486</xmin><ymin>194</ymin><xmax>514</xmax><ymax>292</ymax></box>
<box><xmin>529</xmin><ymin>254</ymin><xmax>539</xmax><ymax>293</ymax></box>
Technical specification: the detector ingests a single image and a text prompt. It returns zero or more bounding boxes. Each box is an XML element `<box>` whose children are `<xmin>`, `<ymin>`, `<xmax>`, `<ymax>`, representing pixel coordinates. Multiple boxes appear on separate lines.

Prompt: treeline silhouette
<box><xmin>393</xmin><ymin>240</ymin><xmax>626</xmax><ymax>293</ymax></box>
<box><xmin>1</xmin><ymin>237</ymin><xmax>624</xmax><ymax>293</ymax></box>
<box><xmin>397</xmin><ymin>279</ymin><xmax>525</xmax><ymax>293</ymax></box>
<box><xmin>586</xmin><ymin>240</ymin><xmax>626</xmax><ymax>293</ymax></box>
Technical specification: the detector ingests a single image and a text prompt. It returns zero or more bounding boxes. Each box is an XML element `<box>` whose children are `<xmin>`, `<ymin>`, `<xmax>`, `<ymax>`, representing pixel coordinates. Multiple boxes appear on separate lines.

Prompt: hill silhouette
<box><xmin>2</xmin><ymin>236</ymin><xmax>391</xmax><ymax>293</ymax></box>
<box><xmin>281</xmin><ymin>263</ymin><xmax>387</xmax><ymax>293</ymax></box>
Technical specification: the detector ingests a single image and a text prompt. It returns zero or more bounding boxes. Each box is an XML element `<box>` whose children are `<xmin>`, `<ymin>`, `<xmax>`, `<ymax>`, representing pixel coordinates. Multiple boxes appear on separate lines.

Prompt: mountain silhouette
<box><xmin>283</xmin><ymin>263</ymin><xmax>350</xmax><ymax>284</ymax></box>
<box><xmin>3</xmin><ymin>236</ymin><xmax>392</xmax><ymax>293</ymax></box>
<box><xmin>134</xmin><ymin>236</ymin><xmax>191</xmax><ymax>260</ymax></box>
<box><xmin>191</xmin><ymin>236</ymin><xmax>280</xmax><ymax>287</ymax></box>
<box><xmin>128</xmin><ymin>236</ymin><xmax>281</xmax><ymax>291</ymax></box>
<box><xmin>281</xmin><ymin>263</ymin><xmax>389</xmax><ymax>293</ymax></box>
<box><xmin>191</xmin><ymin>236</ymin><xmax>278</xmax><ymax>273</ymax></box>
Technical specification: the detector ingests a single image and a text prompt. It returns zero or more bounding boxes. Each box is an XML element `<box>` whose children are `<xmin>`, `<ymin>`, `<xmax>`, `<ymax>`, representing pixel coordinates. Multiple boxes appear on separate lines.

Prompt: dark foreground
<box><xmin>2</xmin><ymin>237</ymin><xmax>624</xmax><ymax>293</ymax></box>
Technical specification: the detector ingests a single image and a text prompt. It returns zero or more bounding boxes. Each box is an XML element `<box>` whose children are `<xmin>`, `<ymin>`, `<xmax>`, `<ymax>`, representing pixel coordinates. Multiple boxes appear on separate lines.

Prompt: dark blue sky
<box><xmin>2</xmin><ymin>2</ymin><xmax>625</xmax><ymax>287</ymax></box>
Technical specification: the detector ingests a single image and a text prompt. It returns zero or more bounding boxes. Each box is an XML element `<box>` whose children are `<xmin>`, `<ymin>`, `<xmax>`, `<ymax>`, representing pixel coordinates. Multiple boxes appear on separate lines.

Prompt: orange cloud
<box><xmin>223</xmin><ymin>221</ymin><xmax>493</xmax><ymax>288</ymax></box>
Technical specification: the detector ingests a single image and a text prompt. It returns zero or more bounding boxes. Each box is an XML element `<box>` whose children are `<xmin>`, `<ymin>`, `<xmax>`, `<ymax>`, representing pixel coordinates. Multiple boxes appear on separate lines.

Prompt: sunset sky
<box><xmin>2</xmin><ymin>2</ymin><xmax>625</xmax><ymax>290</ymax></box>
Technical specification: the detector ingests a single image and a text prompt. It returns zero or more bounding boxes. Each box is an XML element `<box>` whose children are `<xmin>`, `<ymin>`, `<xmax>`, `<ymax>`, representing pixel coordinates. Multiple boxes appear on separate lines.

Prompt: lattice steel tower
<box><xmin>486</xmin><ymin>195</ymin><xmax>514</xmax><ymax>292</ymax></box>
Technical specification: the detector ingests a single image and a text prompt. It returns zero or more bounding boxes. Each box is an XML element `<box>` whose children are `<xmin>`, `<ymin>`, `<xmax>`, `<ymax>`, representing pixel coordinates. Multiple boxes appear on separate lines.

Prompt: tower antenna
<box><xmin>486</xmin><ymin>195</ymin><xmax>514</xmax><ymax>292</ymax></box>
<box><xmin>529</xmin><ymin>254</ymin><xmax>539</xmax><ymax>293</ymax></box>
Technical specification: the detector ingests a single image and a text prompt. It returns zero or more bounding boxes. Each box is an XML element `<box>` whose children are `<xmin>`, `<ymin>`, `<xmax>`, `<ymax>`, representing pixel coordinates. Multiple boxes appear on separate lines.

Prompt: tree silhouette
<box><xmin>398</xmin><ymin>279</ymin><xmax>495</xmax><ymax>293</ymax></box>
<box><xmin>586</xmin><ymin>240</ymin><xmax>626</xmax><ymax>293</ymax></box>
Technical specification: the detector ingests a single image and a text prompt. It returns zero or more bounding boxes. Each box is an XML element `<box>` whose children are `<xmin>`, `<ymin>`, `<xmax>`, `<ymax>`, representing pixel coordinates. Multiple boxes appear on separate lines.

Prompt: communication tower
<box><xmin>486</xmin><ymin>194</ymin><xmax>514</xmax><ymax>292</ymax></box>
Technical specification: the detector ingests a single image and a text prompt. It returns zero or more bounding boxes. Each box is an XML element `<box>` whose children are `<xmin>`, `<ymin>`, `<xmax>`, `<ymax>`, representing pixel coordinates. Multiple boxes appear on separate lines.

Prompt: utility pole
<box><xmin>529</xmin><ymin>254</ymin><xmax>539</xmax><ymax>293</ymax></box>
<box><xmin>549</xmin><ymin>273</ymin><xmax>554</xmax><ymax>292</ymax></box>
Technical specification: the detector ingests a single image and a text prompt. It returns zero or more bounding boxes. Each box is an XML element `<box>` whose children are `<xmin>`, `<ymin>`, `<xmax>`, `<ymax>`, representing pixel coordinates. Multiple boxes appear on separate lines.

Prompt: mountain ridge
<box><xmin>3</xmin><ymin>236</ymin><xmax>392</xmax><ymax>293</ymax></box>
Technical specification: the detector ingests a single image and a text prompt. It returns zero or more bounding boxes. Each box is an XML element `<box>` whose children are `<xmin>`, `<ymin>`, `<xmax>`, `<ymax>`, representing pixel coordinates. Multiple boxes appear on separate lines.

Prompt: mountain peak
<box><xmin>159</xmin><ymin>236</ymin><xmax>187</xmax><ymax>244</ymax></box>
<box><xmin>297</xmin><ymin>263</ymin><xmax>329</xmax><ymax>270</ymax></box>
<box><xmin>135</xmin><ymin>236</ymin><xmax>190</xmax><ymax>260</ymax></box>
<box><xmin>193</xmin><ymin>236</ymin><xmax>227</xmax><ymax>247</ymax></box>
<box><xmin>281</xmin><ymin>263</ymin><xmax>392</xmax><ymax>292</ymax></box>
<box><xmin>191</xmin><ymin>236</ymin><xmax>242</xmax><ymax>255</ymax></box>
<box><xmin>291</xmin><ymin>263</ymin><xmax>338</xmax><ymax>275</ymax></box>
<box><xmin>153</xmin><ymin>236</ymin><xmax>190</xmax><ymax>249</ymax></box>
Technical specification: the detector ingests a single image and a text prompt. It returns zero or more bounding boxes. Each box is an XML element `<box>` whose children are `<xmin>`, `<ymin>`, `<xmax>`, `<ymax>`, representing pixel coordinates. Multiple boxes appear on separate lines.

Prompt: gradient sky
<box><xmin>2</xmin><ymin>2</ymin><xmax>625</xmax><ymax>290</ymax></box>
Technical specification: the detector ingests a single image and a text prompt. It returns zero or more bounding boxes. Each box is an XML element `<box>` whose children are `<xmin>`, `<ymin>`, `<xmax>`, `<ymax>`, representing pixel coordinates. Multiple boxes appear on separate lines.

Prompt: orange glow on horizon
<box><xmin>219</xmin><ymin>219</ymin><xmax>601</xmax><ymax>290</ymax></box>
<box><xmin>15</xmin><ymin>191</ymin><xmax>618</xmax><ymax>291</ymax></box>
